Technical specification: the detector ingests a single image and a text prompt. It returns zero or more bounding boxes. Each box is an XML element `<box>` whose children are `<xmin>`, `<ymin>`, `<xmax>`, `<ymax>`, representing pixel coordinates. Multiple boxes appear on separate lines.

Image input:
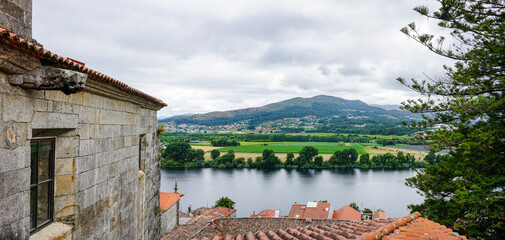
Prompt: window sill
<box><xmin>30</xmin><ymin>222</ymin><xmax>72</xmax><ymax>240</ymax></box>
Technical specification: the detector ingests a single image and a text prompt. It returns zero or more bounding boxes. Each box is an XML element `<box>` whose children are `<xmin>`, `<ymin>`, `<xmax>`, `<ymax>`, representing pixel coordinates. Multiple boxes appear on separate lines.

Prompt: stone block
<box><xmin>83</xmin><ymin>185</ymin><xmax>97</xmax><ymax>209</ymax></box>
<box><xmin>76</xmin><ymin>155</ymin><xmax>97</xmax><ymax>174</ymax></box>
<box><xmin>31</xmin><ymin>112</ymin><xmax>78</xmax><ymax>129</ymax></box>
<box><xmin>55</xmin><ymin>158</ymin><xmax>75</xmax><ymax>176</ymax></box>
<box><xmin>79</xmin><ymin>139</ymin><xmax>96</xmax><ymax>156</ymax></box>
<box><xmin>0</xmin><ymin>191</ymin><xmax>27</xmax><ymax>225</ymax></box>
<box><xmin>0</xmin><ymin>146</ymin><xmax>28</xmax><ymax>173</ymax></box>
<box><xmin>53</xmin><ymin>101</ymin><xmax>74</xmax><ymax>114</ymax></box>
<box><xmin>96</xmin><ymin>195</ymin><xmax>111</xmax><ymax>215</ymax></box>
<box><xmin>29</xmin><ymin>222</ymin><xmax>72</xmax><ymax>240</ymax></box>
<box><xmin>54</xmin><ymin>194</ymin><xmax>77</xmax><ymax>218</ymax></box>
<box><xmin>103</xmin><ymin>125</ymin><xmax>121</xmax><ymax>138</ymax></box>
<box><xmin>2</xmin><ymin>168</ymin><xmax>29</xmax><ymax>198</ymax></box>
<box><xmin>74</xmin><ymin>105</ymin><xmax>96</xmax><ymax>124</ymax></box>
<box><xmin>78</xmin><ymin>168</ymin><xmax>97</xmax><ymax>192</ymax></box>
<box><xmin>55</xmin><ymin>175</ymin><xmax>76</xmax><ymax>196</ymax></box>
<box><xmin>77</xmin><ymin>124</ymin><xmax>90</xmax><ymax>140</ymax></box>
<box><xmin>0</xmin><ymin>121</ymin><xmax>27</xmax><ymax>148</ymax></box>
<box><xmin>96</xmin><ymin>165</ymin><xmax>109</xmax><ymax>184</ymax></box>
<box><xmin>75</xmin><ymin>204</ymin><xmax>95</xmax><ymax>229</ymax></box>
<box><xmin>55</xmin><ymin>136</ymin><xmax>77</xmax><ymax>159</ymax></box>
<box><xmin>0</xmin><ymin>217</ymin><xmax>29</xmax><ymax>240</ymax></box>
<box><xmin>99</xmin><ymin>109</ymin><xmax>126</xmax><ymax>125</ymax></box>
<box><xmin>2</xmin><ymin>94</ymin><xmax>34</xmax><ymax>122</ymax></box>
<box><xmin>44</xmin><ymin>90</ymin><xmax>83</xmax><ymax>105</ymax></box>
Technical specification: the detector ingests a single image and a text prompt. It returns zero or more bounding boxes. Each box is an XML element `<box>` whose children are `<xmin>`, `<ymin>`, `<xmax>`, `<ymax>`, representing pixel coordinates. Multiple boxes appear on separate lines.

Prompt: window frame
<box><xmin>139</xmin><ymin>134</ymin><xmax>146</xmax><ymax>171</ymax></box>
<box><xmin>30</xmin><ymin>138</ymin><xmax>55</xmax><ymax>234</ymax></box>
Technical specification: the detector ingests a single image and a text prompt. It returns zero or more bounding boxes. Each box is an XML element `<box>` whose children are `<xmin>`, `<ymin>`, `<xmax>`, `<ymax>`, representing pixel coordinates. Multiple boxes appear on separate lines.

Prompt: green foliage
<box><xmin>210</xmin><ymin>149</ymin><xmax>221</xmax><ymax>160</ymax></box>
<box><xmin>363</xmin><ymin>208</ymin><xmax>373</xmax><ymax>213</ymax></box>
<box><xmin>359</xmin><ymin>153</ymin><xmax>371</xmax><ymax>165</ymax></box>
<box><xmin>349</xmin><ymin>202</ymin><xmax>360</xmax><ymax>212</ymax></box>
<box><xmin>400</xmin><ymin>1</ymin><xmax>505</xmax><ymax>238</ymax></box>
<box><xmin>211</xmin><ymin>138</ymin><xmax>240</xmax><ymax>147</ymax></box>
<box><xmin>213</xmin><ymin>196</ymin><xmax>236</xmax><ymax>209</ymax></box>
<box><xmin>298</xmin><ymin>146</ymin><xmax>319</xmax><ymax>163</ymax></box>
<box><xmin>284</xmin><ymin>152</ymin><xmax>294</xmax><ymax>167</ymax></box>
<box><xmin>161</xmin><ymin>142</ymin><xmax>205</xmax><ymax>167</ymax></box>
<box><xmin>260</xmin><ymin>149</ymin><xmax>282</xmax><ymax>169</ymax></box>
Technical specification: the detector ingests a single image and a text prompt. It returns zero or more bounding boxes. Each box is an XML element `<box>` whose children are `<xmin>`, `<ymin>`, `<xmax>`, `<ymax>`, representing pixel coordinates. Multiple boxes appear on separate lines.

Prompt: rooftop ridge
<box><xmin>0</xmin><ymin>27</ymin><xmax>167</xmax><ymax>107</ymax></box>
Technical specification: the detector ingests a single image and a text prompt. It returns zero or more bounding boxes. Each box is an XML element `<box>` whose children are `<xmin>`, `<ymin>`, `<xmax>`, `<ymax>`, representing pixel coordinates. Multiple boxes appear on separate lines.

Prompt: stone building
<box><xmin>0</xmin><ymin>0</ymin><xmax>167</xmax><ymax>239</ymax></box>
<box><xmin>159</xmin><ymin>192</ymin><xmax>183</xmax><ymax>235</ymax></box>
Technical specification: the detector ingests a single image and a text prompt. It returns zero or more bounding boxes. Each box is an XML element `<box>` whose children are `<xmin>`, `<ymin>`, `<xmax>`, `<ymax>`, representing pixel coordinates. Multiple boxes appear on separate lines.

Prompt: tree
<box><xmin>284</xmin><ymin>152</ymin><xmax>294</xmax><ymax>167</ymax></box>
<box><xmin>211</xmin><ymin>149</ymin><xmax>221</xmax><ymax>160</ymax></box>
<box><xmin>298</xmin><ymin>146</ymin><xmax>319</xmax><ymax>163</ymax></box>
<box><xmin>359</xmin><ymin>153</ymin><xmax>371</xmax><ymax>165</ymax></box>
<box><xmin>213</xmin><ymin>196</ymin><xmax>235</xmax><ymax>209</ymax></box>
<box><xmin>399</xmin><ymin>1</ymin><xmax>505</xmax><ymax>238</ymax></box>
<box><xmin>314</xmin><ymin>155</ymin><xmax>324</xmax><ymax>166</ymax></box>
<box><xmin>349</xmin><ymin>202</ymin><xmax>360</xmax><ymax>212</ymax></box>
<box><xmin>162</xmin><ymin>142</ymin><xmax>191</xmax><ymax>163</ymax></box>
<box><xmin>261</xmin><ymin>149</ymin><xmax>281</xmax><ymax>169</ymax></box>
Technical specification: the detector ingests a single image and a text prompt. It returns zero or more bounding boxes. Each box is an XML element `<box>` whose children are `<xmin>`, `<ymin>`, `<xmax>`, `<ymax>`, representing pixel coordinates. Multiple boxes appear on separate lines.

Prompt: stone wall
<box><xmin>0</xmin><ymin>44</ymin><xmax>163</xmax><ymax>239</ymax></box>
<box><xmin>0</xmin><ymin>0</ymin><xmax>32</xmax><ymax>38</ymax></box>
<box><xmin>161</xmin><ymin>201</ymin><xmax>179</xmax><ymax>235</ymax></box>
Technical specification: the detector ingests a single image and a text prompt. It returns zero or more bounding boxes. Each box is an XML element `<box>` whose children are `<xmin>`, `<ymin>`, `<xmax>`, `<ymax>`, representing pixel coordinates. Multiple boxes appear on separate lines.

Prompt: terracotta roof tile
<box><xmin>160</xmin><ymin>192</ymin><xmax>184</xmax><ymax>211</ymax></box>
<box><xmin>191</xmin><ymin>212</ymin><xmax>467</xmax><ymax>240</ymax></box>
<box><xmin>207</xmin><ymin>207</ymin><xmax>237</xmax><ymax>219</ymax></box>
<box><xmin>250</xmin><ymin>209</ymin><xmax>277</xmax><ymax>218</ymax></box>
<box><xmin>332</xmin><ymin>205</ymin><xmax>362</xmax><ymax>221</ymax></box>
<box><xmin>0</xmin><ymin>27</ymin><xmax>166</xmax><ymax>107</ymax></box>
<box><xmin>288</xmin><ymin>202</ymin><xmax>331</xmax><ymax>219</ymax></box>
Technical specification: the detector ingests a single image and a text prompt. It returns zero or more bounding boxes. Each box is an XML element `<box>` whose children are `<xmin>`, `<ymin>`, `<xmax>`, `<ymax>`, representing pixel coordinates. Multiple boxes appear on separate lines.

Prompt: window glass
<box><xmin>30</xmin><ymin>139</ymin><xmax>54</xmax><ymax>233</ymax></box>
<box><xmin>37</xmin><ymin>183</ymin><xmax>50</xmax><ymax>226</ymax></box>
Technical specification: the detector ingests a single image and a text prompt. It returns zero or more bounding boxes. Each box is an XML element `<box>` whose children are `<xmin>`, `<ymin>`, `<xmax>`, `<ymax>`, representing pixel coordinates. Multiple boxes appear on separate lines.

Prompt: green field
<box><xmin>218</xmin><ymin>142</ymin><xmax>366</xmax><ymax>154</ymax></box>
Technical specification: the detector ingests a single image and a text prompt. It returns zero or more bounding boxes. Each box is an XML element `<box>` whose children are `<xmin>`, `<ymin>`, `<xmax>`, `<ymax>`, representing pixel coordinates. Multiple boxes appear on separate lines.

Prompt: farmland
<box><xmin>217</xmin><ymin>142</ymin><xmax>366</xmax><ymax>155</ymax></box>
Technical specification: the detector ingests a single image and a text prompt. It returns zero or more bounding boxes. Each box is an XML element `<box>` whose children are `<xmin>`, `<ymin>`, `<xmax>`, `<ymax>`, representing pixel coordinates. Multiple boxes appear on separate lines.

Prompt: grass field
<box><xmin>218</xmin><ymin>142</ymin><xmax>366</xmax><ymax>155</ymax></box>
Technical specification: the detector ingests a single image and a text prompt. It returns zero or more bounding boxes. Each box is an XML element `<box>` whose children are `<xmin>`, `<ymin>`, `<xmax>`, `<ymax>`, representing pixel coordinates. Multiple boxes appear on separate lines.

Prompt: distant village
<box><xmin>163</xmin><ymin>115</ymin><xmax>335</xmax><ymax>133</ymax></box>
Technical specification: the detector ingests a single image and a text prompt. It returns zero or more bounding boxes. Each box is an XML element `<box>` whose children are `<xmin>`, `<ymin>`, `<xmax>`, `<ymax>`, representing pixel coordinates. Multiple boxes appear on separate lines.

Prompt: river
<box><xmin>160</xmin><ymin>168</ymin><xmax>424</xmax><ymax>218</ymax></box>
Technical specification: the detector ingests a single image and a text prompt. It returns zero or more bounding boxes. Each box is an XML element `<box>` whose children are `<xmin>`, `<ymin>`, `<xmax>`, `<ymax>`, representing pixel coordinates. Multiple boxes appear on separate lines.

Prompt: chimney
<box><xmin>0</xmin><ymin>0</ymin><xmax>32</xmax><ymax>38</ymax></box>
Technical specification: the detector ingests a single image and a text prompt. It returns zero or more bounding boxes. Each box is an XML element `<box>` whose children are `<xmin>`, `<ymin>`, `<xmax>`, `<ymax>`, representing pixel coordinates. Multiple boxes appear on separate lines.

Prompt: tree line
<box><xmin>161</xmin><ymin>132</ymin><xmax>422</xmax><ymax>146</ymax></box>
<box><xmin>161</xmin><ymin>142</ymin><xmax>439</xmax><ymax>169</ymax></box>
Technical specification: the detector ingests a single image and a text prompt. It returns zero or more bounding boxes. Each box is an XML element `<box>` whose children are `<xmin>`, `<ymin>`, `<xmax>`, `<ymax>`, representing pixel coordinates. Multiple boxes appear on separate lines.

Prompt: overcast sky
<box><xmin>33</xmin><ymin>0</ymin><xmax>452</xmax><ymax>118</ymax></box>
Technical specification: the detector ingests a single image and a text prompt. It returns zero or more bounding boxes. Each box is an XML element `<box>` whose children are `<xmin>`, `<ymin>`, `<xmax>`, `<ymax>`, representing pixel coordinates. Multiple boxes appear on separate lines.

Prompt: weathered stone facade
<box><xmin>161</xmin><ymin>200</ymin><xmax>179</xmax><ymax>235</ymax></box>
<box><xmin>0</xmin><ymin>1</ymin><xmax>166</xmax><ymax>239</ymax></box>
<box><xmin>0</xmin><ymin>0</ymin><xmax>32</xmax><ymax>38</ymax></box>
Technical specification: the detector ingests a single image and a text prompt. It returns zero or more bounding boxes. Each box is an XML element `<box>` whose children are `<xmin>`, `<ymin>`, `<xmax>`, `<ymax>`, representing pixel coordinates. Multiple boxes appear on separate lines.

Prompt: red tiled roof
<box><xmin>190</xmin><ymin>212</ymin><xmax>467</xmax><ymax>240</ymax></box>
<box><xmin>287</xmin><ymin>204</ymin><xmax>306</xmax><ymax>219</ymax></box>
<box><xmin>207</xmin><ymin>207</ymin><xmax>236</xmax><ymax>219</ymax></box>
<box><xmin>332</xmin><ymin>205</ymin><xmax>362</xmax><ymax>221</ymax></box>
<box><xmin>372</xmin><ymin>211</ymin><xmax>386</xmax><ymax>220</ymax></box>
<box><xmin>288</xmin><ymin>202</ymin><xmax>331</xmax><ymax>219</ymax></box>
<box><xmin>250</xmin><ymin>209</ymin><xmax>276</xmax><ymax>218</ymax></box>
<box><xmin>0</xmin><ymin>27</ymin><xmax>167</xmax><ymax>107</ymax></box>
<box><xmin>160</xmin><ymin>192</ymin><xmax>184</xmax><ymax>211</ymax></box>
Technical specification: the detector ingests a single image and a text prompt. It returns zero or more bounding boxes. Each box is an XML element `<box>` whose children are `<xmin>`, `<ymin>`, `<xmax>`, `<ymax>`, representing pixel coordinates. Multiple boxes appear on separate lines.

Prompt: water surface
<box><xmin>160</xmin><ymin>168</ymin><xmax>423</xmax><ymax>218</ymax></box>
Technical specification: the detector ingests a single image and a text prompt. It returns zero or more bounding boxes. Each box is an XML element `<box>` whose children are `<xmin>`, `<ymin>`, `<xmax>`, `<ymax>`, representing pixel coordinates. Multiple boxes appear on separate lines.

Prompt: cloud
<box><xmin>32</xmin><ymin>0</ymin><xmax>454</xmax><ymax>117</ymax></box>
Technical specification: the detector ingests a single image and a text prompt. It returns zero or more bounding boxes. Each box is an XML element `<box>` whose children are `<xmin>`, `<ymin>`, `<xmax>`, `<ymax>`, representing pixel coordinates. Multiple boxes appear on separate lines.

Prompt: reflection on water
<box><xmin>161</xmin><ymin>168</ymin><xmax>423</xmax><ymax>218</ymax></box>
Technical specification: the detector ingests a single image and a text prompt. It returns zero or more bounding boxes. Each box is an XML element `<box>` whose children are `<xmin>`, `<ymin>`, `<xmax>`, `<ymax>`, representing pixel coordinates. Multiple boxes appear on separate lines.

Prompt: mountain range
<box><xmin>161</xmin><ymin>95</ymin><xmax>419</xmax><ymax>127</ymax></box>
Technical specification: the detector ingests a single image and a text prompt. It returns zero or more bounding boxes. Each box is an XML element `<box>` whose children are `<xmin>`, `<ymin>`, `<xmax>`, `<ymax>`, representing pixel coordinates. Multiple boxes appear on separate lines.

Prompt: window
<box><xmin>139</xmin><ymin>135</ymin><xmax>145</xmax><ymax>171</ymax></box>
<box><xmin>30</xmin><ymin>138</ymin><xmax>55</xmax><ymax>233</ymax></box>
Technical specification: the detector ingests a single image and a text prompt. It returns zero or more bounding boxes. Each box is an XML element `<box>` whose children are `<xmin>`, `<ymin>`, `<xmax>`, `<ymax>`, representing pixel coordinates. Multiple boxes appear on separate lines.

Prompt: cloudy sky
<box><xmin>33</xmin><ymin>0</ymin><xmax>453</xmax><ymax>118</ymax></box>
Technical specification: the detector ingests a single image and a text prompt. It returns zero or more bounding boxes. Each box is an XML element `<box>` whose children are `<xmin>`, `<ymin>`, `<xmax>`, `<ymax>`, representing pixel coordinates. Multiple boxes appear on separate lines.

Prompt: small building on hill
<box><xmin>0</xmin><ymin>1</ymin><xmax>166</xmax><ymax>239</ymax></box>
<box><xmin>332</xmin><ymin>205</ymin><xmax>362</xmax><ymax>221</ymax></box>
<box><xmin>288</xmin><ymin>201</ymin><xmax>331</xmax><ymax>219</ymax></box>
<box><xmin>160</xmin><ymin>192</ymin><xmax>184</xmax><ymax>235</ymax></box>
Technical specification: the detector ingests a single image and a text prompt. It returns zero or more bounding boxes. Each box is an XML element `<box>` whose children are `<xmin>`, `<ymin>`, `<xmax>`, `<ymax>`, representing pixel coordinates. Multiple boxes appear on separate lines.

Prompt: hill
<box><xmin>160</xmin><ymin>95</ymin><xmax>420</xmax><ymax>135</ymax></box>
